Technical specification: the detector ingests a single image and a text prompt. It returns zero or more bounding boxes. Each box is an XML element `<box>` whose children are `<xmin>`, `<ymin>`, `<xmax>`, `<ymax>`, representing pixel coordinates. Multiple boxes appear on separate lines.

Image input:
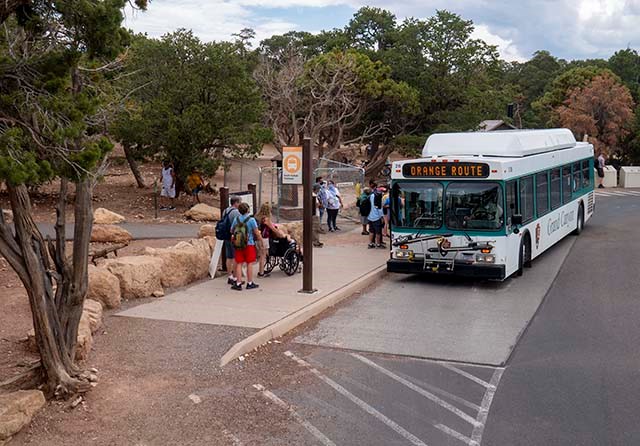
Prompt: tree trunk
<box><xmin>365</xmin><ymin>143</ymin><xmax>393</xmax><ymax>180</ymax></box>
<box><xmin>0</xmin><ymin>184</ymin><xmax>91</xmax><ymax>397</ymax></box>
<box><xmin>123</xmin><ymin>145</ymin><xmax>146</xmax><ymax>188</ymax></box>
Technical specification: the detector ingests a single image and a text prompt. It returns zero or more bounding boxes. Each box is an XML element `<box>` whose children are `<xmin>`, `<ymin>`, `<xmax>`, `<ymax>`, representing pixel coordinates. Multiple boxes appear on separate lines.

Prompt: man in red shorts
<box><xmin>230</xmin><ymin>202</ymin><xmax>263</xmax><ymax>291</ymax></box>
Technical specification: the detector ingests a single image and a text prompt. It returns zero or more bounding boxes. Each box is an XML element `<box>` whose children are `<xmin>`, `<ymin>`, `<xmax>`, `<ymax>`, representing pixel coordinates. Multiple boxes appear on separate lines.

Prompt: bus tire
<box><xmin>517</xmin><ymin>234</ymin><xmax>532</xmax><ymax>276</ymax></box>
<box><xmin>572</xmin><ymin>204</ymin><xmax>584</xmax><ymax>235</ymax></box>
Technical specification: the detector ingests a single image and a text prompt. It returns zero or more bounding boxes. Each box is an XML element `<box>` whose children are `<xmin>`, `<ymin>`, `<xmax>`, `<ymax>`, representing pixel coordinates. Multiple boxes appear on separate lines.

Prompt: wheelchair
<box><xmin>264</xmin><ymin>237</ymin><xmax>301</xmax><ymax>276</ymax></box>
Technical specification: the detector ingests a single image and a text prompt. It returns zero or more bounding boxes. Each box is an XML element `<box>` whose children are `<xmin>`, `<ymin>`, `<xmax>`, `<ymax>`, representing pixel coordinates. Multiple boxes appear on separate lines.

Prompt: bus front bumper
<box><xmin>387</xmin><ymin>259</ymin><xmax>506</xmax><ymax>280</ymax></box>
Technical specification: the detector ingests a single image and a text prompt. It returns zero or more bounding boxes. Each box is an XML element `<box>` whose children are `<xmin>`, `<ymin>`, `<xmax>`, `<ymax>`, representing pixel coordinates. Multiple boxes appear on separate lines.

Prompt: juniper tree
<box><xmin>0</xmin><ymin>0</ymin><xmax>147</xmax><ymax>397</ymax></box>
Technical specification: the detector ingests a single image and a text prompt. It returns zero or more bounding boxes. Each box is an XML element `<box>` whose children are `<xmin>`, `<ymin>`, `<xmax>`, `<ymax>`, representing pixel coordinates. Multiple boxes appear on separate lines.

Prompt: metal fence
<box><xmin>257</xmin><ymin>158</ymin><xmax>365</xmax><ymax>222</ymax></box>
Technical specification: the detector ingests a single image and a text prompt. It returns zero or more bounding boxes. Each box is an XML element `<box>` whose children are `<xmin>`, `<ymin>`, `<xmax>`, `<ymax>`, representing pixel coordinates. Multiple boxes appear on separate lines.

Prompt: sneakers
<box><xmin>227</xmin><ymin>277</ymin><xmax>236</xmax><ymax>285</ymax></box>
<box><xmin>313</xmin><ymin>242</ymin><xmax>324</xmax><ymax>248</ymax></box>
<box><xmin>598</xmin><ymin>184</ymin><xmax>605</xmax><ymax>189</ymax></box>
<box><xmin>246</xmin><ymin>282</ymin><xmax>259</xmax><ymax>290</ymax></box>
<box><xmin>334</xmin><ymin>227</ymin><xmax>341</xmax><ymax>231</ymax></box>
<box><xmin>231</xmin><ymin>282</ymin><xmax>242</xmax><ymax>291</ymax></box>
<box><xmin>328</xmin><ymin>228</ymin><xmax>335</xmax><ymax>232</ymax></box>
<box><xmin>257</xmin><ymin>272</ymin><xmax>270</xmax><ymax>277</ymax></box>
<box><xmin>368</xmin><ymin>243</ymin><xmax>376</xmax><ymax>249</ymax></box>
<box><xmin>361</xmin><ymin>231</ymin><xmax>370</xmax><ymax>235</ymax></box>
<box><xmin>376</xmin><ymin>243</ymin><xmax>387</xmax><ymax>249</ymax></box>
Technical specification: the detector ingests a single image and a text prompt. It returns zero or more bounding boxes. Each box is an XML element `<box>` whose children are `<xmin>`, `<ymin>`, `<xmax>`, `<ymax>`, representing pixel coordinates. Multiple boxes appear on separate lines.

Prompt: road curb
<box><xmin>219</xmin><ymin>264</ymin><xmax>388</xmax><ymax>366</ymax></box>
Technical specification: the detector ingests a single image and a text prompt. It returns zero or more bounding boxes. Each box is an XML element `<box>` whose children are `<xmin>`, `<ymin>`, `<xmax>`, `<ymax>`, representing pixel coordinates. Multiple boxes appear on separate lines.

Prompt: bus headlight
<box><xmin>395</xmin><ymin>250</ymin><xmax>413</xmax><ymax>259</ymax></box>
<box><xmin>475</xmin><ymin>254</ymin><xmax>496</xmax><ymax>263</ymax></box>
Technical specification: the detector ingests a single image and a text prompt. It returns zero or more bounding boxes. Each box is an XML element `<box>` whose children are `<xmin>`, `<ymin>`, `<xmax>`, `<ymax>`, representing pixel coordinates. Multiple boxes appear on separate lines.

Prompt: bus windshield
<box><xmin>391</xmin><ymin>182</ymin><xmax>443</xmax><ymax>229</ymax></box>
<box><xmin>445</xmin><ymin>182</ymin><xmax>504</xmax><ymax>230</ymax></box>
<box><xmin>391</xmin><ymin>181</ymin><xmax>504</xmax><ymax>231</ymax></box>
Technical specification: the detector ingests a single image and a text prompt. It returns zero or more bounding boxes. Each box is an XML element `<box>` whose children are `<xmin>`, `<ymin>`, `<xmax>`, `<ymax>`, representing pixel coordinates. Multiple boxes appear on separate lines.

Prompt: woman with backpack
<box><xmin>230</xmin><ymin>203</ymin><xmax>263</xmax><ymax>291</ymax></box>
<box><xmin>358</xmin><ymin>187</ymin><xmax>372</xmax><ymax>235</ymax></box>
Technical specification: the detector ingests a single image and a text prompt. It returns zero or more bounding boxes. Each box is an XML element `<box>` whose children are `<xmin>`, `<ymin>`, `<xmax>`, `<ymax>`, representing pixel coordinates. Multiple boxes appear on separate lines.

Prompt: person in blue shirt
<box><xmin>367</xmin><ymin>185</ymin><xmax>386</xmax><ymax>249</ymax></box>
<box><xmin>230</xmin><ymin>202</ymin><xmax>262</xmax><ymax>291</ymax></box>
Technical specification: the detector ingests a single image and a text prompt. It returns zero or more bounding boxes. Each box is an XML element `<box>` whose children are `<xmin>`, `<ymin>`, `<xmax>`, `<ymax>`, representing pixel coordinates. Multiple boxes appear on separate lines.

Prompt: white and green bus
<box><xmin>387</xmin><ymin>129</ymin><xmax>594</xmax><ymax>280</ymax></box>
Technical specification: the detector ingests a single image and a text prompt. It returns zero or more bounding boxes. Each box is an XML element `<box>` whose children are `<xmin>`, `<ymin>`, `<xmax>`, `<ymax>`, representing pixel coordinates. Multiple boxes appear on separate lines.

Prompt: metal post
<box><xmin>300</xmin><ymin>137</ymin><xmax>316</xmax><ymax>293</ymax></box>
<box><xmin>248</xmin><ymin>183</ymin><xmax>257</xmax><ymax>214</ymax></box>
<box><xmin>219</xmin><ymin>186</ymin><xmax>229</xmax><ymax>272</ymax></box>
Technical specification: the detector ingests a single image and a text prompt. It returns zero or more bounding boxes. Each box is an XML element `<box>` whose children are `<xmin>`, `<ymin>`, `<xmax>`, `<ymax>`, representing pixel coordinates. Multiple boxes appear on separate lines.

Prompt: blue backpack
<box><xmin>215</xmin><ymin>208</ymin><xmax>233</xmax><ymax>240</ymax></box>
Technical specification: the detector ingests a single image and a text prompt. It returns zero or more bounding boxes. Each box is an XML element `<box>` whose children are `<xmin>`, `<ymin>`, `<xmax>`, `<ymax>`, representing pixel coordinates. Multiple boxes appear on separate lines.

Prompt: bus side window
<box><xmin>551</xmin><ymin>168</ymin><xmax>561</xmax><ymax>209</ymax></box>
<box><xmin>562</xmin><ymin>165</ymin><xmax>572</xmax><ymax>204</ymax></box>
<box><xmin>521</xmin><ymin>176</ymin><xmax>534</xmax><ymax>223</ymax></box>
<box><xmin>505</xmin><ymin>180</ymin><xmax>518</xmax><ymax>227</ymax></box>
<box><xmin>536</xmin><ymin>171</ymin><xmax>549</xmax><ymax>217</ymax></box>
<box><xmin>572</xmin><ymin>162</ymin><xmax>581</xmax><ymax>192</ymax></box>
<box><xmin>581</xmin><ymin>160</ymin><xmax>590</xmax><ymax>188</ymax></box>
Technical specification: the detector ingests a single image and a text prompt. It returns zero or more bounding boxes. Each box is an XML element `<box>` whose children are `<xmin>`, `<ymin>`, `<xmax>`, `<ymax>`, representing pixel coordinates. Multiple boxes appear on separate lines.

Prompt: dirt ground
<box><xmin>0</xmin><ymin>142</ymin><xmax>398</xmax><ymax>445</ymax></box>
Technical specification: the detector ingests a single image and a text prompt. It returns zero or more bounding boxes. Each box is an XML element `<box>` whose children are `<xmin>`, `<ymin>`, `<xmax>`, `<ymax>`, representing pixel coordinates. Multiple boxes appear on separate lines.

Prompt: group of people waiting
<box><xmin>357</xmin><ymin>181</ymin><xmax>391</xmax><ymax>249</ymax></box>
<box><xmin>220</xmin><ymin>196</ymin><xmax>296</xmax><ymax>291</ymax></box>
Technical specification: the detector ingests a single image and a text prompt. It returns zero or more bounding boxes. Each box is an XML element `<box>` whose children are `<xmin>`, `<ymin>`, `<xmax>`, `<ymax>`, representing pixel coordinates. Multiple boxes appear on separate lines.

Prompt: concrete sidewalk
<box><xmin>117</xmin><ymin>245</ymin><xmax>387</xmax><ymax>330</ymax></box>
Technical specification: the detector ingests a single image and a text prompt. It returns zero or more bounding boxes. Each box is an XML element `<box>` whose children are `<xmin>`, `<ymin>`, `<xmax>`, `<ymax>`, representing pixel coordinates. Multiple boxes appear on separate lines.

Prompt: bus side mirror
<box><xmin>511</xmin><ymin>214</ymin><xmax>522</xmax><ymax>234</ymax></box>
<box><xmin>512</xmin><ymin>214</ymin><xmax>523</xmax><ymax>225</ymax></box>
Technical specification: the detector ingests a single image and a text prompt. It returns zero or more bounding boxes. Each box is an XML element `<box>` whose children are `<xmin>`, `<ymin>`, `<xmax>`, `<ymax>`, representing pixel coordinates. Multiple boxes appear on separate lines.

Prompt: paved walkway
<box><xmin>36</xmin><ymin>222</ymin><xmax>199</xmax><ymax>240</ymax></box>
<box><xmin>117</xmin><ymin>245</ymin><xmax>387</xmax><ymax>329</ymax></box>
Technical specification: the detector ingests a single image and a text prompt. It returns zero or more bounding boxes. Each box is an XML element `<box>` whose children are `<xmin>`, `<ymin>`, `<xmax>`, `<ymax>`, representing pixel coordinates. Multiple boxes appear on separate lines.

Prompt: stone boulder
<box><xmin>0</xmin><ymin>390</ymin><xmax>46</xmax><ymax>444</ymax></box>
<box><xmin>198</xmin><ymin>224</ymin><xmax>215</xmax><ymax>238</ymax></box>
<box><xmin>1</xmin><ymin>209</ymin><xmax>12</xmax><ymax>225</ymax></box>
<box><xmin>91</xmin><ymin>225</ymin><xmax>133</xmax><ymax>244</ymax></box>
<box><xmin>87</xmin><ymin>265</ymin><xmax>122</xmax><ymax>309</ymax></box>
<box><xmin>83</xmin><ymin>299</ymin><xmax>103</xmax><ymax>333</ymax></box>
<box><xmin>144</xmin><ymin>239</ymin><xmax>212</xmax><ymax>288</ymax></box>
<box><xmin>75</xmin><ymin>313</ymin><xmax>93</xmax><ymax>361</ymax></box>
<box><xmin>93</xmin><ymin>208</ymin><xmax>125</xmax><ymax>224</ymax></box>
<box><xmin>184</xmin><ymin>204</ymin><xmax>220</xmax><ymax>222</ymax></box>
<box><xmin>103</xmin><ymin>256</ymin><xmax>164</xmax><ymax>299</ymax></box>
<box><xmin>75</xmin><ymin>299</ymin><xmax>103</xmax><ymax>361</ymax></box>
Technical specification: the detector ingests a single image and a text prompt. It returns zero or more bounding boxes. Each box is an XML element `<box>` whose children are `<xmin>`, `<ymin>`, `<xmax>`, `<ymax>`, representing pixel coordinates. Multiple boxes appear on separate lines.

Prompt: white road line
<box><xmin>284</xmin><ymin>351</ymin><xmax>428</xmax><ymax>446</ymax></box>
<box><xmin>395</xmin><ymin>370</ymin><xmax>481</xmax><ymax>413</ymax></box>
<box><xmin>595</xmin><ymin>192</ymin><xmax>615</xmax><ymax>196</ymax></box>
<box><xmin>253</xmin><ymin>384</ymin><xmax>337</xmax><ymax>446</ymax></box>
<box><xmin>440</xmin><ymin>363</ymin><xmax>496</xmax><ymax>389</ymax></box>
<box><xmin>351</xmin><ymin>353</ymin><xmax>480</xmax><ymax>427</ymax></box>
<box><xmin>435</xmin><ymin>424</ymin><xmax>478</xmax><ymax>446</ymax></box>
<box><xmin>614</xmin><ymin>191</ymin><xmax>640</xmax><ymax>196</ymax></box>
<box><xmin>470</xmin><ymin>368</ymin><xmax>505</xmax><ymax>446</ymax></box>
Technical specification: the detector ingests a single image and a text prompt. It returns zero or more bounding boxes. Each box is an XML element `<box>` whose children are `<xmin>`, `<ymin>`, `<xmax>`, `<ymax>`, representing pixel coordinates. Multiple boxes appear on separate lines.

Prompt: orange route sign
<box><xmin>282</xmin><ymin>146</ymin><xmax>303</xmax><ymax>184</ymax></box>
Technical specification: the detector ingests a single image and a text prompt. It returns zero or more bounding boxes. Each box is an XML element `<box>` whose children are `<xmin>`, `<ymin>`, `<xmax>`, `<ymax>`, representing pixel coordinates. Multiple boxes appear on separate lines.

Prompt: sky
<box><xmin>123</xmin><ymin>0</ymin><xmax>640</xmax><ymax>62</ymax></box>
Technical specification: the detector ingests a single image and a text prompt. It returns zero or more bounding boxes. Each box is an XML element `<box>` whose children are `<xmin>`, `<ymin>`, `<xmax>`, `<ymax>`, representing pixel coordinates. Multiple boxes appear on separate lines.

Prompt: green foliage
<box><xmin>0</xmin><ymin>0</ymin><xmax>148</xmax><ymax>186</ymax></box>
<box><xmin>532</xmin><ymin>66</ymin><xmax>618</xmax><ymax>125</ymax></box>
<box><xmin>389</xmin><ymin>134</ymin><xmax>425</xmax><ymax>158</ymax></box>
<box><xmin>111</xmin><ymin>30</ymin><xmax>270</xmax><ymax>182</ymax></box>
<box><xmin>609</xmin><ymin>49</ymin><xmax>640</xmax><ymax>101</ymax></box>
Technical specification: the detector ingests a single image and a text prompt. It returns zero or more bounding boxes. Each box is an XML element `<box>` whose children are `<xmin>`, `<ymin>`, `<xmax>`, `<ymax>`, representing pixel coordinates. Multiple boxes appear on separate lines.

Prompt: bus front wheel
<box><xmin>517</xmin><ymin>234</ymin><xmax>532</xmax><ymax>276</ymax></box>
<box><xmin>572</xmin><ymin>204</ymin><xmax>584</xmax><ymax>235</ymax></box>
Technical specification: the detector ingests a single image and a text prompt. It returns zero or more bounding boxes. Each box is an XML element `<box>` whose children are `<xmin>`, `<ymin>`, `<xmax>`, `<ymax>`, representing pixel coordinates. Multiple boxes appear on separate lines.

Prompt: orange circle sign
<box><xmin>284</xmin><ymin>155</ymin><xmax>301</xmax><ymax>174</ymax></box>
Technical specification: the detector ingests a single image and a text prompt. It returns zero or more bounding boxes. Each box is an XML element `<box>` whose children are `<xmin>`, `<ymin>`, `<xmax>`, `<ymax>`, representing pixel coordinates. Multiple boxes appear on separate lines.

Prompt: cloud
<box><xmin>125</xmin><ymin>0</ymin><xmax>640</xmax><ymax>61</ymax></box>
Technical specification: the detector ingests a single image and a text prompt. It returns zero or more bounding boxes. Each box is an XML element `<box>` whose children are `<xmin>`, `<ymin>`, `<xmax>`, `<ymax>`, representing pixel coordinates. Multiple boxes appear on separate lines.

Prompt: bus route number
<box><xmin>403</xmin><ymin>162</ymin><xmax>490</xmax><ymax>178</ymax></box>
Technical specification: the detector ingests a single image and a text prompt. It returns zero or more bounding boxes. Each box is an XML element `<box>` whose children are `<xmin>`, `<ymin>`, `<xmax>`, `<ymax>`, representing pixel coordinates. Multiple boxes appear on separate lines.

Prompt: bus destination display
<box><xmin>402</xmin><ymin>162</ymin><xmax>490</xmax><ymax>178</ymax></box>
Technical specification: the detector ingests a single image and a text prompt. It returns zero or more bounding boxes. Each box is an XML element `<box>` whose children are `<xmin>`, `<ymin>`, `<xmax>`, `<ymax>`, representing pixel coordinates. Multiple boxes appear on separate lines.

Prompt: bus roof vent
<box><xmin>422</xmin><ymin>129</ymin><xmax>577</xmax><ymax>158</ymax></box>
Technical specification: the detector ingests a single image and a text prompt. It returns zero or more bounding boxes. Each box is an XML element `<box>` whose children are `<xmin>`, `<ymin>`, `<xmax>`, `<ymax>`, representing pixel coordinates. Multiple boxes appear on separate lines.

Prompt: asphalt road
<box><xmin>482</xmin><ymin>192</ymin><xmax>640</xmax><ymax>445</ymax></box>
<box><xmin>247</xmin><ymin>190</ymin><xmax>640</xmax><ymax>446</ymax></box>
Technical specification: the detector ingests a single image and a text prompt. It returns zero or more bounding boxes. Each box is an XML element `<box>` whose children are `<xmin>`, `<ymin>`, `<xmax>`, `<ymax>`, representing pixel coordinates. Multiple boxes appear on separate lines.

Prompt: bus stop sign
<box><xmin>282</xmin><ymin>146</ymin><xmax>303</xmax><ymax>184</ymax></box>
